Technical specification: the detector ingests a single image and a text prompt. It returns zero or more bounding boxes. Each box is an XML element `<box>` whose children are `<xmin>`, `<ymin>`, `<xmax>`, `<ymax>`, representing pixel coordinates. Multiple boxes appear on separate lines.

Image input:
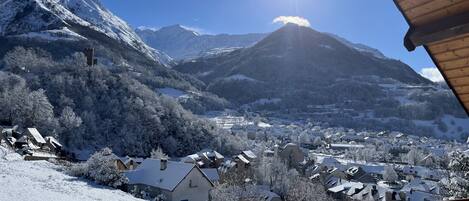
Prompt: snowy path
<box><xmin>0</xmin><ymin>147</ymin><xmax>142</xmax><ymax>201</ymax></box>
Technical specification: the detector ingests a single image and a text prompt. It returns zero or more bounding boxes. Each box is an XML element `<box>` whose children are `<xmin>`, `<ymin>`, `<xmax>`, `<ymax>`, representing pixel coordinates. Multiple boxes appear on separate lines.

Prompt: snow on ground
<box><xmin>15</xmin><ymin>27</ymin><xmax>87</xmax><ymax>41</ymax></box>
<box><xmin>251</xmin><ymin>98</ymin><xmax>282</xmax><ymax>105</ymax></box>
<box><xmin>319</xmin><ymin>44</ymin><xmax>334</xmax><ymax>50</ymax></box>
<box><xmin>203</xmin><ymin>111</ymin><xmax>254</xmax><ymax>129</ymax></box>
<box><xmin>414</xmin><ymin>115</ymin><xmax>469</xmax><ymax>139</ymax></box>
<box><xmin>224</xmin><ymin>74</ymin><xmax>259</xmax><ymax>82</ymax></box>
<box><xmin>158</xmin><ymin>87</ymin><xmax>189</xmax><ymax>99</ymax></box>
<box><xmin>196</xmin><ymin>71</ymin><xmax>213</xmax><ymax>77</ymax></box>
<box><xmin>0</xmin><ymin>146</ymin><xmax>142</xmax><ymax>201</ymax></box>
<box><xmin>257</xmin><ymin>122</ymin><xmax>272</xmax><ymax>128</ymax></box>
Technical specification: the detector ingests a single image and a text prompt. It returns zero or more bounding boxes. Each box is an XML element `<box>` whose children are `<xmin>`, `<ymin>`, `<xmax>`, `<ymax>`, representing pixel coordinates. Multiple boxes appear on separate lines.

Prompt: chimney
<box><xmin>160</xmin><ymin>158</ymin><xmax>168</xmax><ymax>171</ymax></box>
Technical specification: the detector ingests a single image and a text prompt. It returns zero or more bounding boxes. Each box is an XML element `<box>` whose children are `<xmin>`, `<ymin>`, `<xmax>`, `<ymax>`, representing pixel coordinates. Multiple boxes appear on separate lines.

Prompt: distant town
<box><xmin>1</xmin><ymin>109</ymin><xmax>467</xmax><ymax>201</ymax></box>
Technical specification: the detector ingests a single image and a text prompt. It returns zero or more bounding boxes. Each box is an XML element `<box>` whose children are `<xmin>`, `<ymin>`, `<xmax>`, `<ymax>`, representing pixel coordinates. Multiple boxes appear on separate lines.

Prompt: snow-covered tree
<box><xmin>286</xmin><ymin>179</ymin><xmax>333</xmax><ymax>201</ymax></box>
<box><xmin>151</xmin><ymin>146</ymin><xmax>168</xmax><ymax>159</ymax></box>
<box><xmin>383</xmin><ymin>166</ymin><xmax>398</xmax><ymax>182</ymax></box>
<box><xmin>68</xmin><ymin>148</ymin><xmax>127</xmax><ymax>188</ymax></box>
<box><xmin>405</xmin><ymin>148</ymin><xmax>424</xmax><ymax>166</ymax></box>
<box><xmin>444</xmin><ymin>151</ymin><xmax>469</xmax><ymax>199</ymax></box>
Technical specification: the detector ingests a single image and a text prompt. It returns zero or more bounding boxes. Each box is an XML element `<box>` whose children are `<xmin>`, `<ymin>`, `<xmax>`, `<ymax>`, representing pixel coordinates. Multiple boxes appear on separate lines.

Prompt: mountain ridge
<box><xmin>0</xmin><ymin>0</ymin><xmax>172</xmax><ymax>66</ymax></box>
<box><xmin>136</xmin><ymin>25</ymin><xmax>267</xmax><ymax>60</ymax></box>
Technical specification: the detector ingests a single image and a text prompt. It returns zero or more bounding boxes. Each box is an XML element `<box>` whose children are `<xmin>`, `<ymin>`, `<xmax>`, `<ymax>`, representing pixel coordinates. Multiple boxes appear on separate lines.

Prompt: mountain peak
<box><xmin>0</xmin><ymin>0</ymin><xmax>171</xmax><ymax>65</ymax></box>
<box><xmin>157</xmin><ymin>24</ymin><xmax>200</xmax><ymax>36</ymax></box>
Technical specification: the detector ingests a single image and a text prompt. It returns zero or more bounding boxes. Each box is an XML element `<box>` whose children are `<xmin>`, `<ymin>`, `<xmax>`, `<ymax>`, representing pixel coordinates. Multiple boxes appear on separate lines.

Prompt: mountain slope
<box><xmin>173</xmin><ymin>24</ymin><xmax>468</xmax><ymax>138</ymax></box>
<box><xmin>175</xmin><ymin>24</ymin><xmax>429</xmax><ymax>89</ymax></box>
<box><xmin>0</xmin><ymin>0</ymin><xmax>231</xmax><ymax>156</ymax></box>
<box><xmin>136</xmin><ymin>25</ymin><xmax>267</xmax><ymax>60</ymax></box>
<box><xmin>0</xmin><ymin>0</ymin><xmax>172</xmax><ymax>66</ymax></box>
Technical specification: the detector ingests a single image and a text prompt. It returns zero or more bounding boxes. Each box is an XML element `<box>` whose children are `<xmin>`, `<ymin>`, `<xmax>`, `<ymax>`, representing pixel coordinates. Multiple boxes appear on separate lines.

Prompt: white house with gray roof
<box><xmin>125</xmin><ymin>159</ymin><xmax>214</xmax><ymax>201</ymax></box>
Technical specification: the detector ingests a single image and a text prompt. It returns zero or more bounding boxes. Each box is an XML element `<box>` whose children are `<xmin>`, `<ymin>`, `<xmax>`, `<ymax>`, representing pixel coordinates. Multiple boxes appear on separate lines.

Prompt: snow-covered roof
<box><xmin>44</xmin><ymin>136</ymin><xmax>62</xmax><ymax>148</ymax></box>
<box><xmin>283</xmin><ymin>143</ymin><xmax>299</xmax><ymax>149</ymax></box>
<box><xmin>242</xmin><ymin>150</ymin><xmax>257</xmax><ymax>159</ymax></box>
<box><xmin>201</xmin><ymin>168</ymin><xmax>219</xmax><ymax>182</ymax></box>
<box><xmin>236</xmin><ymin>154</ymin><xmax>250</xmax><ymax>164</ymax></box>
<box><xmin>328</xmin><ymin>181</ymin><xmax>364</xmax><ymax>193</ymax></box>
<box><xmin>126</xmin><ymin>159</ymin><xmax>210</xmax><ymax>191</ymax></box>
<box><xmin>330</xmin><ymin>144</ymin><xmax>365</xmax><ymax>148</ymax></box>
<box><xmin>320</xmin><ymin>157</ymin><xmax>340</xmax><ymax>166</ymax></box>
<box><xmin>27</xmin><ymin>128</ymin><xmax>46</xmax><ymax>144</ymax></box>
<box><xmin>182</xmin><ymin>154</ymin><xmax>201</xmax><ymax>163</ymax></box>
<box><xmin>400</xmin><ymin>179</ymin><xmax>439</xmax><ymax>194</ymax></box>
<box><xmin>208</xmin><ymin>150</ymin><xmax>224</xmax><ymax>159</ymax></box>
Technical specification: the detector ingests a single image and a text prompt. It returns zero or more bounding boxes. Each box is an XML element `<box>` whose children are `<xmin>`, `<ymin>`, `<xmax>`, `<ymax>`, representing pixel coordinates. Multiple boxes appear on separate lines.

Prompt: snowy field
<box><xmin>0</xmin><ymin>147</ymin><xmax>142</xmax><ymax>201</ymax></box>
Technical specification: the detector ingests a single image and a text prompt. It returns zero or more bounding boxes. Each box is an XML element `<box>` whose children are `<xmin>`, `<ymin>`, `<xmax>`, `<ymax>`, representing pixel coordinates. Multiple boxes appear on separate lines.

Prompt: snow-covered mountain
<box><xmin>174</xmin><ymin>24</ymin><xmax>469</xmax><ymax>139</ymax></box>
<box><xmin>0</xmin><ymin>0</ymin><xmax>172</xmax><ymax>66</ymax></box>
<box><xmin>326</xmin><ymin>33</ymin><xmax>388</xmax><ymax>60</ymax></box>
<box><xmin>136</xmin><ymin>25</ymin><xmax>267</xmax><ymax>60</ymax></box>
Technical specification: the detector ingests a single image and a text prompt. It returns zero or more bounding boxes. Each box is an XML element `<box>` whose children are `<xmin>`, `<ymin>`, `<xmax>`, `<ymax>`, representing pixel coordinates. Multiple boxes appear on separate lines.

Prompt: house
<box><xmin>200</xmin><ymin>150</ymin><xmax>224</xmax><ymax>168</ymax></box>
<box><xmin>234</xmin><ymin>154</ymin><xmax>251</xmax><ymax>171</ymax></box>
<box><xmin>182</xmin><ymin>150</ymin><xmax>224</xmax><ymax>168</ymax></box>
<box><xmin>345</xmin><ymin>166</ymin><xmax>376</xmax><ymax>183</ymax></box>
<box><xmin>400</xmin><ymin>179</ymin><xmax>441</xmax><ymax>201</ymax></box>
<box><xmin>327</xmin><ymin>143</ymin><xmax>365</xmax><ymax>151</ymax></box>
<box><xmin>44</xmin><ymin>136</ymin><xmax>63</xmax><ymax>153</ymax></box>
<box><xmin>351</xmin><ymin>185</ymin><xmax>381</xmax><ymax>201</ymax></box>
<box><xmin>327</xmin><ymin>181</ymin><xmax>364</xmax><ymax>200</ymax></box>
<box><xmin>125</xmin><ymin>159</ymin><xmax>214</xmax><ymax>201</ymax></box>
<box><xmin>115</xmin><ymin>159</ymin><xmax>128</xmax><ymax>172</ymax></box>
<box><xmin>241</xmin><ymin>150</ymin><xmax>257</xmax><ymax>162</ymax></box>
<box><xmin>201</xmin><ymin>168</ymin><xmax>220</xmax><ymax>184</ymax></box>
<box><xmin>25</xmin><ymin>128</ymin><xmax>46</xmax><ymax>148</ymax></box>
<box><xmin>119</xmin><ymin>156</ymin><xmax>144</xmax><ymax>170</ymax></box>
<box><xmin>1</xmin><ymin>126</ymin><xmax>19</xmax><ymax>148</ymax></box>
<box><xmin>278</xmin><ymin>143</ymin><xmax>304</xmax><ymax>168</ymax></box>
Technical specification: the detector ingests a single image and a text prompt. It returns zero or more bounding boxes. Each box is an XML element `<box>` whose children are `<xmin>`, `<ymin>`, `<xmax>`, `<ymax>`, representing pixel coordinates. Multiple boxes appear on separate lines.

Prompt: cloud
<box><xmin>273</xmin><ymin>16</ymin><xmax>311</xmax><ymax>27</ymax></box>
<box><xmin>419</xmin><ymin>67</ymin><xmax>444</xmax><ymax>82</ymax></box>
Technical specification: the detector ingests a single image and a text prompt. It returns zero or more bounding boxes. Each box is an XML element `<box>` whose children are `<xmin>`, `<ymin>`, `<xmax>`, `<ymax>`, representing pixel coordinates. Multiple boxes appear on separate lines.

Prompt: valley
<box><xmin>0</xmin><ymin>0</ymin><xmax>468</xmax><ymax>201</ymax></box>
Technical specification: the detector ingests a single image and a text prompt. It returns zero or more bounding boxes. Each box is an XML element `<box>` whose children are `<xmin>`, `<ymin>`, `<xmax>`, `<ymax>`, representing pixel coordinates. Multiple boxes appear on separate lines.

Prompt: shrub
<box><xmin>68</xmin><ymin>148</ymin><xmax>127</xmax><ymax>188</ymax></box>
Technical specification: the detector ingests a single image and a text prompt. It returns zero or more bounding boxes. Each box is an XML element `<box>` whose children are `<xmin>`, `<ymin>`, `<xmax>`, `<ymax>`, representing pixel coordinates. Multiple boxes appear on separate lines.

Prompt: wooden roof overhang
<box><xmin>394</xmin><ymin>0</ymin><xmax>469</xmax><ymax>116</ymax></box>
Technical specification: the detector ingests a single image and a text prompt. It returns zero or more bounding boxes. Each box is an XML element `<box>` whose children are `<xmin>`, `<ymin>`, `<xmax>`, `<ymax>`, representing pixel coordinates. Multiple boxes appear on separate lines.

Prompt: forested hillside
<box><xmin>0</xmin><ymin>47</ymin><xmax>222</xmax><ymax>156</ymax></box>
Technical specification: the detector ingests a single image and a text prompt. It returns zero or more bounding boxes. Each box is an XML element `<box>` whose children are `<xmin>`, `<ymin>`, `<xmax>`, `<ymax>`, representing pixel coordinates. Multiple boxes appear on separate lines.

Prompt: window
<box><xmin>189</xmin><ymin>179</ymin><xmax>198</xmax><ymax>188</ymax></box>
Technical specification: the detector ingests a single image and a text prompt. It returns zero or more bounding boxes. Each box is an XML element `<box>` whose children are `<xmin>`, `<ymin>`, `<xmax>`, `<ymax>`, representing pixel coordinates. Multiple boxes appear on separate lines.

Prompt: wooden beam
<box><xmin>461</xmin><ymin>94</ymin><xmax>469</xmax><ymax>102</ymax></box>
<box><xmin>405</xmin><ymin>0</ymin><xmax>464</xmax><ymax>19</ymax></box>
<box><xmin>435</xmin><ymin>47</ymin><xmax>469</xmax><ymax>62</ymax></box>
<box><xmin>423</xmin><ymin>45</ymin><xmax>469</xmax><ymax>117</ymax></box>
<box><xmin>412</xmin><ymin>0</ymin><xmax>469</xmax><ymax>26</ymax></box>
<box><xmin>428</xmin><ymin>34</ymin><xmax>469</xmax><ymax>54</ymax></box>
<box><xmin>399</xmin><ymin>0</ymin><xmax>434</xmax><ymax>11</ymax></box>
<box><xmin>445</xmin><ymin>67</ymin><xmax>469</xmax><ymax>79</ymax></box>
<box><xmin>455</xmin><ymin>86</ymin><xmax>469</xmax><ymax>94</ymax></box>
<box><xmin>440</xmin><ymin>58</ymin><xmax>469</xmax><ymax>70</ymax></box>
<box><xmin>449</xmin><ymin>77</ymin><xmax>469</xmax><ymax>87</ymax></box>
<box><xmin>404</xmin><ymin>11</ymin><xmax>469</xmax><ymax>51</ymax></box>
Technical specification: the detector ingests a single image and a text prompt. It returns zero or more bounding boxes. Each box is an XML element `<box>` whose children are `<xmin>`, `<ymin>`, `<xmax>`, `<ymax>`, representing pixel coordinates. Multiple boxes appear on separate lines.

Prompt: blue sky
<box><xmin>101</xmin><ymin>0</ymin><xmax>439</xmax><ymax>80</ymax></box>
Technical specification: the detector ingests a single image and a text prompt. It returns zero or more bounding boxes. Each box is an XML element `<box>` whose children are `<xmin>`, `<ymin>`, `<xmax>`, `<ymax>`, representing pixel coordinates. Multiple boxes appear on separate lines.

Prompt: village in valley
<box><xmin>1</xmin><ymin>110</ymin><xmax>467</xmax><ymax>201</ymax></box>
<box><xmin>2</xmin><ymin>0</ymin><xmax>469</xmax><ymax>201</ymax></box>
